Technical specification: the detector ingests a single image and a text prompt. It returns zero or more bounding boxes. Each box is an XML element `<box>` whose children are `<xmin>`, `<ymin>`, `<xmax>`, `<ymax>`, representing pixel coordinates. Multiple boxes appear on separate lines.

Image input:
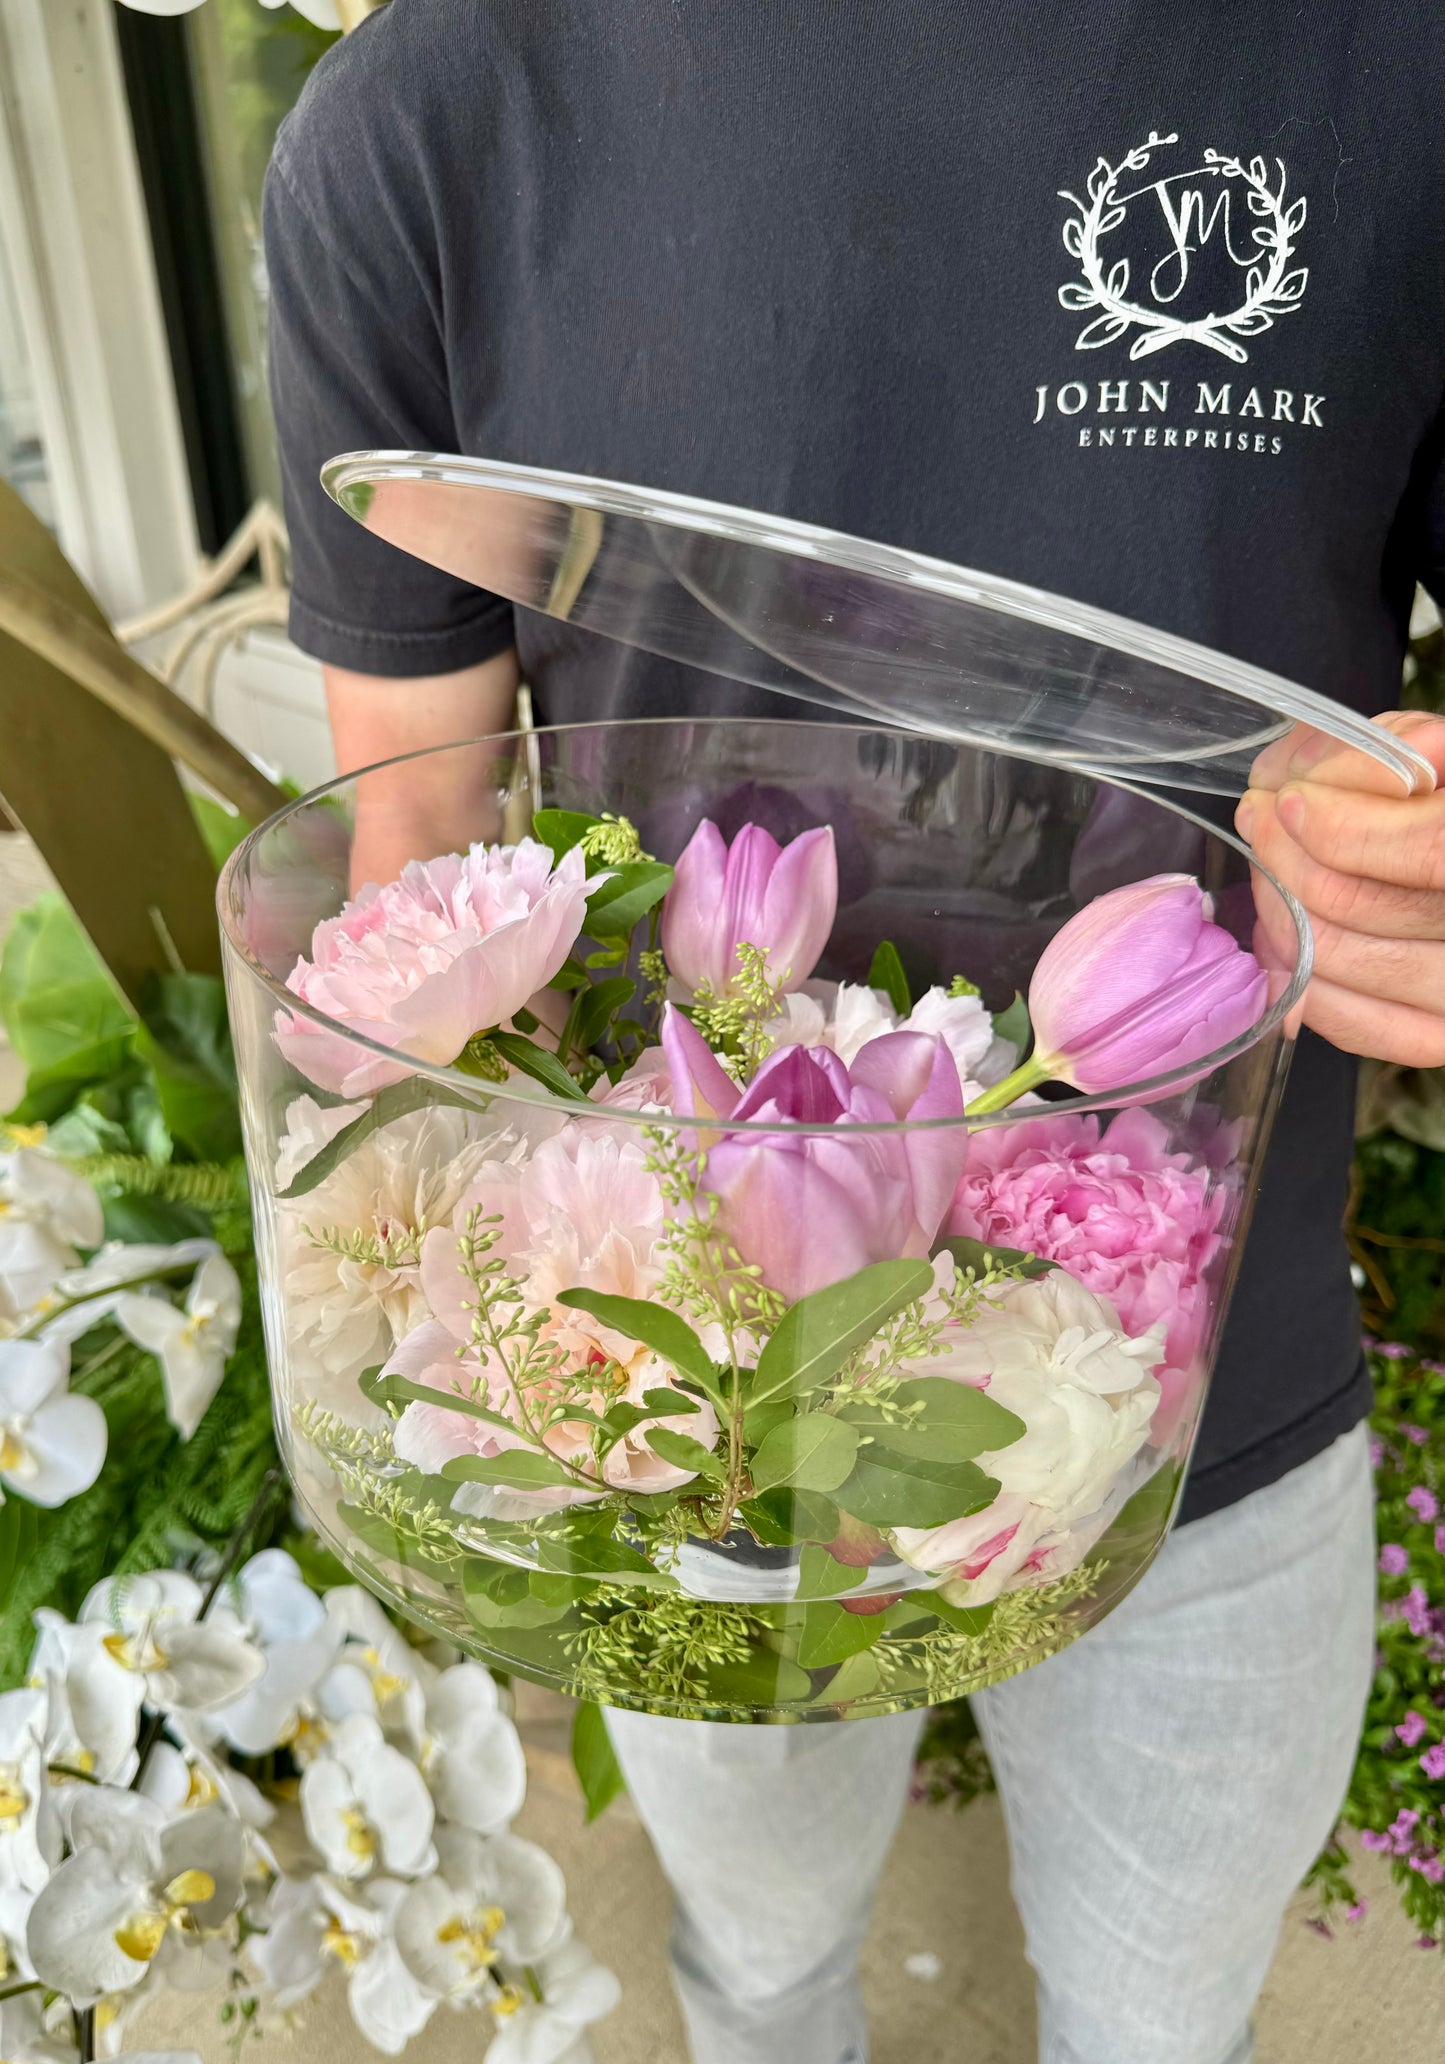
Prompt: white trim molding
<box><xmin>0</xmin><ymin>0</ymin><xmax>199</xmax><ymax>617</ymax></box>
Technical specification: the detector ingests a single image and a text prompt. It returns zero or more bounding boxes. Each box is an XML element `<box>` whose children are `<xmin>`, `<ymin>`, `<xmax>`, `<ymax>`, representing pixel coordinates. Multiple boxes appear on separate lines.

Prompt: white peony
<box><xmin>278</xmin><ymin>1104</ymin><xmax>522</xmax><ymax>1382</ymax></box>
<box><xmin>765</xmin><ymin>980</ymin><xmax>1016</xmax><ymax>1095</ymax></box>
<box><xmin>892</xmin><ymin>1271</ymin><xmax>1164</xmax><ymax>1602</ymax></box>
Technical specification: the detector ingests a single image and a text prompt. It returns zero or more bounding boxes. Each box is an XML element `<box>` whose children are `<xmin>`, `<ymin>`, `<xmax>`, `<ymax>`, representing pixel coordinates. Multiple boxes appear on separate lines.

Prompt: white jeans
<box><xmin>605</xmin><ymin>1425</ymin><xmax>1375</xmax><ymax>2064</ymax></box>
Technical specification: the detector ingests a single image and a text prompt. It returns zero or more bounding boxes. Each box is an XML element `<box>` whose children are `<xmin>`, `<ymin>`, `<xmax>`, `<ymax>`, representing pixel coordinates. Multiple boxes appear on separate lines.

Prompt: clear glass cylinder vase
<box><xmin>220</xmin><ymin>717</ymin><xmax>1307</xmax><ymax>1721</ymax></box>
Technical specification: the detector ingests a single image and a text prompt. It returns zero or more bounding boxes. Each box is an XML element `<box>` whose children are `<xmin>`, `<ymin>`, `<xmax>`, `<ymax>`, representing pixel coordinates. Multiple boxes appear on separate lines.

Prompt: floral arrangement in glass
<box><xmin>222</xmin><ymin>720</ymin><xmax>1301</xmax><ymax>1721</ymax></box>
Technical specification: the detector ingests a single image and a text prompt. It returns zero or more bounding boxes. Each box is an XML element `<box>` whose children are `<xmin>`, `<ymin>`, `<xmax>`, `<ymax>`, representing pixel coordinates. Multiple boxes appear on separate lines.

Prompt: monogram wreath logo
<box><xmin>1057</xmin><ymin>130</ymin><xmax>1309</xmax><ymax>364</ymax></box>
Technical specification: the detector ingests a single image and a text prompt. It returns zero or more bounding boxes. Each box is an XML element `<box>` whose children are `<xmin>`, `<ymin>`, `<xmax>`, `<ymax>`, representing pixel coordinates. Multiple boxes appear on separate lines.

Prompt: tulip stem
<box><xmin>965</xmin><ymin>1053</ymin><xmax>1055</xmax><ymax>1116</ymax></box>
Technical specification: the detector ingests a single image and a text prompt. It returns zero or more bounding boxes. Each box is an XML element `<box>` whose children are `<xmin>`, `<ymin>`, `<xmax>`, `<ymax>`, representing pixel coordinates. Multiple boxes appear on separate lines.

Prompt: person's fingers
<box><xmin>1236</xmin><ymin>782</ymin><xmax>1445</xmax><ymax>894</ymax></box>
<box><xmin>1238</xmin><ymin>790</ymin><xmax>1444</xmax><ymax>939</ymax></box>
<box><xmin>1248</xmin><ymin>710</ymin><xmax>1444</xmax><ymax>797</ymax></box>
<box><xmin>1304</xmin><ymin>919</ymin><xmax>1444</xmax><ymax>1014</ymax></box>
<box><xmin>1296</xmin><ymin>972</ymin><xmax>1445</xmax><ymax>1068</ymax></box>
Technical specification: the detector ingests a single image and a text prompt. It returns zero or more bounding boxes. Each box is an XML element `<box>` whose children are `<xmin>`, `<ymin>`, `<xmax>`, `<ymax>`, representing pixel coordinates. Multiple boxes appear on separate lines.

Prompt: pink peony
<box><xmin>946</xmin><ymin>1106</ymin><xmax>1226</xmax><ymax>1446</ymax></box>
<box><xmin>277</xmin><ymin>839</ymin><xmax>596</xmax><ymax>1096</ymax></box>
<box><xmin>397</xmin><ymin>1122</ymin><xmax>718</xmax><ymax>1506</ymax></box>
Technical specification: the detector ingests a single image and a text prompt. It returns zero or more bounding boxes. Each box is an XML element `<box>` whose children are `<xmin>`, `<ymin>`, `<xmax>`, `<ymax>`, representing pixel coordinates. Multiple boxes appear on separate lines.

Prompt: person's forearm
<box><xmin>324</xmin><ymin>652</ymin><xmax>521</xmax><ymax>889</ymax></box>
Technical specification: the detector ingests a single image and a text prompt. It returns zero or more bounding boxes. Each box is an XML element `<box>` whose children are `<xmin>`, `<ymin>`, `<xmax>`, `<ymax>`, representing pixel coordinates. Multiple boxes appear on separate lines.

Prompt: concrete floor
<box><xmin>1</xmin><ymin>830</ymin><xmax>1439</xmax><ymax>2063</ymax></box>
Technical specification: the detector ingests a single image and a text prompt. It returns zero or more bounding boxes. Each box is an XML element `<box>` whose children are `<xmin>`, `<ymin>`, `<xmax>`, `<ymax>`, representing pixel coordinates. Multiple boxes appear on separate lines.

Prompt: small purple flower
<box><xmin>1388</xmin><ymin>1810</ymin><xmax>1421</xmax><ymax>1851</ymax></box>
<box><xmin>1417</xmin><ymin>1934</ymin><xmax>1440</xmax><ymax>1951</ymax></box>
<box><xmin>1379</xmin><ymin>1543</ymin><xmax>1410</xmax><ymax>1576</ymax></box>
<box><xmin>1305</xmin><ymin>1916</ymin><xmax>1332</xmax><ymax>1938</ymax></box>
<box><xmin>1359</xmin><ymin>1829</ymin><xmax>1391</xmax><ymax>1852</ymax></box>
<box><xmin>1397</xmin><ymin>1711</ymin><xmax>1429</xmax><ymax>1748</ymax></box>
<box><xmin>1404</xmin><ymin>1587</ymin><xmax>1432</xmax><ymax>1639</ymax></box>
<box><xmin>1376</xmin><ymin>1342</ymin><xmax>1412</xmax><ymax>1360</ymax></box>
<box><xmin>1420</xmin><ymin>1744</ymin><xmax>1445</xmax><ymax>1781</ymax></box>
<box><xmin>1435</xmin><ymin>1525</ymin><xmax>1445</xmax><ymax>1555</ymax></box>
<box><xmin>1344</xmin><ymin>1901</ymin><xmax>1368</xmax><ymax>1922</ymax></box>
<box><xmin>1368</xmin><ymin>1438</ymin><xmax>1384</xmax><ymax>1468</ymax></box>
<box><xmin>1416</xmin><ymin>1857</ymin><xmax>1445</xmax><ymax>1885</ymax></box>
<box><xmin>1401</xmin><ymin>1424</ymin><xmax>1430</xmax><ymax>1446</ymax></box>
<box><xmin>1407</xmin><ymin>1486</ymin><xmax>1441</xmax><ymax>1524</ymax></box>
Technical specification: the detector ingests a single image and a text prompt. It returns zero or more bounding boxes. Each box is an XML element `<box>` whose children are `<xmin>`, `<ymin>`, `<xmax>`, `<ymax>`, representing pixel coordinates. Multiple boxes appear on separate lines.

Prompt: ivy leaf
<box><xmin>837</xmin><ymin>1452</ymin><xmax>1000</xmax><ymax>1529</ymax></box>
<box><xmin>358</xmin><ymin>1364</ymin><xmax>521</xmax><ymax>1436</ymax></box>
<box><xmin>867</xmin><ymin>940</ymin><xmax>911</xmax><ymax>1018</ymax></box>
<box><xmin>488</xmin><ymin>1031</ymin><xmax>591</xmax><ymax>1103</ymax></box>
<box><xmin>932</xmin><ymin>1234</ymin><xmax>1056</xmax><ymax>1281</ymax></box>
<box><xmin>278</xmin><ymin>1076</ymin><xmax>487</xmax><ymax>1200</ymax></box>
<box><xmin>644</xmin><ymin>1428</ymin><xmax>726</xmax><ymax>1481</ymax></box>
<box><xmin>441</xmin><ymin>1451</ymin><xmax>581</xmax><ymax>1490</ymax></box>
<box><xmin>572</xmin><ymin>1701</ymin><xmax>627</xmax><ymax>1822</ymax></box>
<box><xmin>991</xmin><ymin>991</ymin><xmax>1031</xmax><ymax>1051</ymax></box>
<box><xmin>555</xmin><ymin>1290</ymin><xmax>724</xmax><ymax>1399</ymax></box>
<box><xmin>749</xmin><ymin>1414</ymin><xmax>860</xmax><ymax>1495</ymax></box>
<box><xmin>584</xmin><ymin>862</ymin><xmax>674</xmax><ymax>939</ymax></box>
<box><xmin>736</xmin><ymin>1489</ymin><xmax>839</xmax><ymax>1547</ymax></box>
<box><xmin>749</xmin><ymin>1259</ymin><xmax>935</xmax><ymax>1404</ymax></box>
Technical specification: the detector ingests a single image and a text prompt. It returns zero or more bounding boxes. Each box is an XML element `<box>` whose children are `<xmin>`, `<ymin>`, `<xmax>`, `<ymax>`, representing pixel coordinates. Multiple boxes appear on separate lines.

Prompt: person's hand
<box><xmin>1235</xmin><ymin>710</ymin><xmax>1444</xmax><ymax>1067</ymax></box>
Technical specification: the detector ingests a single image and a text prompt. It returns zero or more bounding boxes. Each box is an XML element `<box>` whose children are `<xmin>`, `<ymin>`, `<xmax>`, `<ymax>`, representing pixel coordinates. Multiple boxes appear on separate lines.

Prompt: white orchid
<box><xmin>33</xmin><ymin>1241</ymin><xmax>220</xmax><ymax>1347</ymax></box>
<box><xmin>207</xmin><ymin>1549</ymin><xmax>343</xmax><ymax>1757</ymax></box>
<box><xmin>0</xmin><ymin>1339</ymin><xmax>107</xmax><ymax>1508</ymax></box>
<box><xmin>249</xmin><ymin>1874</ymin><xmax>438</xmax><ymax>2054</ymax></box>
<box><xmin>0</xmin><ymin>1146</ymin><xmax>103</xmax><ymax>1327</ymax></box>
<box><xmin>419</xmin><ymin>1664</ymin><xmax>527</xmax><ymax>1836</ymax></box>
<box><xmin>394</xmin><ymin>1827</ymin><xmax>567</xmax><ymax>2005</ymax></box>
<box><xmin>0</xmin><ymin>1985</ymin><xmax>76</xmax><ymax>2064</ymax></box>
<box><xmin>26</xmin><ymin>1790</ymin><xmax>244</xmax><ymax>2003</ymax></box>
<box><xmin>116</xmin><ymin>1</ymin><xmax>340</xmax><ymax>32</ymax></box>
<box><xmin>300</xmin><ymin>1713</ymin><xmax>436</xmax><ymax>1881</ymax></box>
<box><xmin>0</xmin><ymin>1687</ymin><xmax>59</xmax><ymax>1893</ymax></box>
<box><xmin>115</xmin><ymin>1254</ymin><xmax>241</xmax><ymax>1440</ymax></box>
<box><xmin>66</xmin><ymin>1574</ymin><xmax>265</xmax><ymax>1779</ymax></box>
<box><xmin>319</xmin><ymin>1587</ymin><xmax>434</xmax><ymax>1753</ymax></box>
<box><xmin>486</xmin><ymin>1935</ymin><xmax>621</xmax><ymax>2064</ymax></box>
<box><xmin>138</xmin><ymin>1735</ymin><xmax>275</xmax><ymax>1843</ymax></box>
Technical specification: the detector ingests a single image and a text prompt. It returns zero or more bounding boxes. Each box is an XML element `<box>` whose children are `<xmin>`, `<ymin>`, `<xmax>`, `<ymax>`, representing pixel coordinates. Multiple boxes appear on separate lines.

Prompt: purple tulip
<box><xmin>661</xmin><ymin>820</ymin><xmax>837</xmax><ymax>996</ymax></box>
<box><xmin>1028</xmin><ymin>874</ymin><xmax>1269</xmax><ymax>1094</ymax></box>
<box><xmin>663</xmin><ymin>1008</ymin><xmax>967</xmax><ymax>1303</ymax></box>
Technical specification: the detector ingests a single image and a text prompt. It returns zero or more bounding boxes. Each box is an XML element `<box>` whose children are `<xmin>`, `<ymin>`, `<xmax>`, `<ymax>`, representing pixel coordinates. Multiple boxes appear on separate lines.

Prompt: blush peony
<box><xmin>946</xmin><ymin>1105</ymin><xmax>1227</xmax><ymax>1442</ymax></box>
<box><xmin>277</xmin><ymin>839</ymin><xmax>597</xmax><ymax>1097</ymax></box>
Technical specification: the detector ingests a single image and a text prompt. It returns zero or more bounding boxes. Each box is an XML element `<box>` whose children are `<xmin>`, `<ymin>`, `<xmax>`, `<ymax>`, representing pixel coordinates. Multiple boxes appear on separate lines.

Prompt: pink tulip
<box><xmin>660</xmin><ymin>1006</ymin><xmax>967</xmax><ymax>1302</ymax></box>
<box><xmin>1028</xmin><ymin>874</ymin><xmax>1267</xmax><ymax>1094</ymax></box>
<box><xmin>661</xmin><ymin>820</ymin><xmax>837</xmax><ymax>996</ymax></box>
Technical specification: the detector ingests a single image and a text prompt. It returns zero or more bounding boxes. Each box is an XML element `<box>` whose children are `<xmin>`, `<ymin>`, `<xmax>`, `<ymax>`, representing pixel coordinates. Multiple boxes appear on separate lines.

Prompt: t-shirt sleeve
<box><xmin>263</xmin><ymin>124</ymin><xmax>515</xmax><ymax>678</ymax></box>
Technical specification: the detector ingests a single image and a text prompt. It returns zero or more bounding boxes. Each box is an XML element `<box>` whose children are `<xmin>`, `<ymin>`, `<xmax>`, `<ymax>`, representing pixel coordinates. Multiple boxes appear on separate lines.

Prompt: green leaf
<box><xmin>488</xmin><ymin>1030</ymin><xmax>591</xmax><ymax>1102</ymax></box>
<box><xmin>991</xmin><ymin>991</ymin><xmax>1031</xmax><ymax>1051</ymax></box>
<box><xmin>0</xmin><ymin>894</ymin><xmax>135</xmax><ymax>1074</ymax></box>
<box><xmin>5</xmin><ymin>1040</ymin><xmax>135</xmax><ymax>1124</ymax></box>
<box><xmin>932</xmin><ymin>1234</ymin><xmax>1056</xmax><ymax>1282</ymax></box>
<box><xmin>837</xmin><ymin>1452</ymin><xmax>1001</xmax><ymax>1529</ymax></box>
<box><xmin>189</xmin><ymin>794</ymin><xmax>252</xmax><ymax>869</ymax></box>
<box><xmin>584</xmin><ymin>861</ymin><xmax>675</xmax><ymax>938</ymax></box>
<box><xmin>534</xmin><ymin>1526</ymin><xmax>659</xmax><ymax>1578</ymax></box>
<box><xmin>749</xmin><ymin>1414</ymin><xmax>860</xmax><ymax>1495</ymax></box>
<box><xmin>278</xmin><ymin>1076</ymin><xmax>489</xmax><ymax>1200</ymax></box>
<box><xmin>644</xmin><ymin>1427</ymin><xmax>725</xmax><ymax>1480</ymax></box>
<box><xmin>867</xmin><ymin>940</ymin><xmax>912</xmax><ymax>1018</ymax></box>
<box><xmin>737</xmin><ymin>1489</ymin><xmax>839</xmax><ymax>1547</ymax></box>
<box><xmin>441</xmin><ymin>1450</ymin><xmax>580</xmax><ymax>1490</ymax></box>
<box><xmin>922</xmin><ymin>1593</ymin><xmax>998</xmax><ymax>1636</ymax></box>
<box><xmin>134</xmin><ymin>972</ymin><xmax>240</xmax><ymax>1162</ymax></box>
<box><xmin>703</xmin><ymin>1649</ymin><xmax>813</xmax><ymax>1708</ymax></box>
<box><xmin>554</xmin><ymin>1289</ymin><xmax>722</xmax><ymax>1396</ymax></box>
<box><xmin>0</xmin><ymin>1493</ymin><xmax>42</xmax><ymax>1617</ymax></box>
<box><xmin>749</xmin><ymin>1259</ymin><xmax>936</xmax><ymax>1404</ymax></box>
<box><xmin>742</xmin><ymin>1396</ymin><xmax>795</xmax><ymax>1449</ymax></box>
<box><xmin>461</xmin><ymin>1560</ymin><xmax>574</xmax><ymax>1629</ymax></box>
<box><xmin>640</xmin><ymin>1387</ymin><xmax>699</xmax><ymax>1416</ymax></box>
<box><xmin>793</xmin><ymin>1602</ymin><xmax>884</xmax><ymax>1669</ymax></box>
<box><xmin>358</xmin><ymin>1364</ymin><xmax>521</xmax><ymax>1436</ymax></box>
<box><xmin>819</xmin><ymin>1648</ymin><xmax>883</xmax><ymax>1704</ymax></box>
<box><xmin>571</xmin><ymin>976</ymin><xmax>637</xmax><ymax>1053</ymax></box>
<box><xmin>794</xmin><ymin>1542</ymin><xmax>866</xmax><ymax>1599</ymax></box>
<box><xmin>839</xmin><ymin>1377</ymin><xmax>1024</xmax><ymax>1458</ymax></box>
<box><xmin>531</xmin><ymin>809</ymin><xmax>599</xmax><ymax>862</ymax></box>
<box><xmin>572</xmin><ymin>1701</ymin><xmax>627</xmax><ymax>1821</ymax></box>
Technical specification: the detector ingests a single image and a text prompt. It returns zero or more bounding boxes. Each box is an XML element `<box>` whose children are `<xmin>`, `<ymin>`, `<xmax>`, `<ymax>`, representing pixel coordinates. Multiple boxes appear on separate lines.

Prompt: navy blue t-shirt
<box><xmin>262</xmin><ymin>0</ymin><xmax>1445</xmax><ymax>1523</ymax></box>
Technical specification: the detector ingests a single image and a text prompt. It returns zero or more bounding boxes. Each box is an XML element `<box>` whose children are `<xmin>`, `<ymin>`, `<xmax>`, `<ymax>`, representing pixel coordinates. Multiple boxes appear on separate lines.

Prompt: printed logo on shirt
<box><xmin>1032</xmin><ymin>130</ymin><xmax>1325</xmax><ymax>459</ymax></box>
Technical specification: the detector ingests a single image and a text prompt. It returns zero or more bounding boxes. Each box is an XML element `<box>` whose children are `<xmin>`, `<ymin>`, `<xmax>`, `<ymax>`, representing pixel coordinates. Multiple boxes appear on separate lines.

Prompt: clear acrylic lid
<box><xmin>322</xmin><ymin>452</ymin><xmax>1432</xmax><ymax>797</ymax></box>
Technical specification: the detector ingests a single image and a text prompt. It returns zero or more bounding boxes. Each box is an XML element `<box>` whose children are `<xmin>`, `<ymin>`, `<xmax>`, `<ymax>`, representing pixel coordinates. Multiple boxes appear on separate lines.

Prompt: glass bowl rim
<box><xmin>216</xmin><ymin>715</ymin><xmax>1313</xmax><ymax>1139</ymax></box>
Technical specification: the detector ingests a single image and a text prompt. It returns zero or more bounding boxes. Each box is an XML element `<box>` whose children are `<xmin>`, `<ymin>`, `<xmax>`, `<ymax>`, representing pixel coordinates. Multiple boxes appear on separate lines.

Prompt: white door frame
<box><xmin>0</xmin><ymin>0</ymin><xmax>199</xmax><ymax>618</ymax></box>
